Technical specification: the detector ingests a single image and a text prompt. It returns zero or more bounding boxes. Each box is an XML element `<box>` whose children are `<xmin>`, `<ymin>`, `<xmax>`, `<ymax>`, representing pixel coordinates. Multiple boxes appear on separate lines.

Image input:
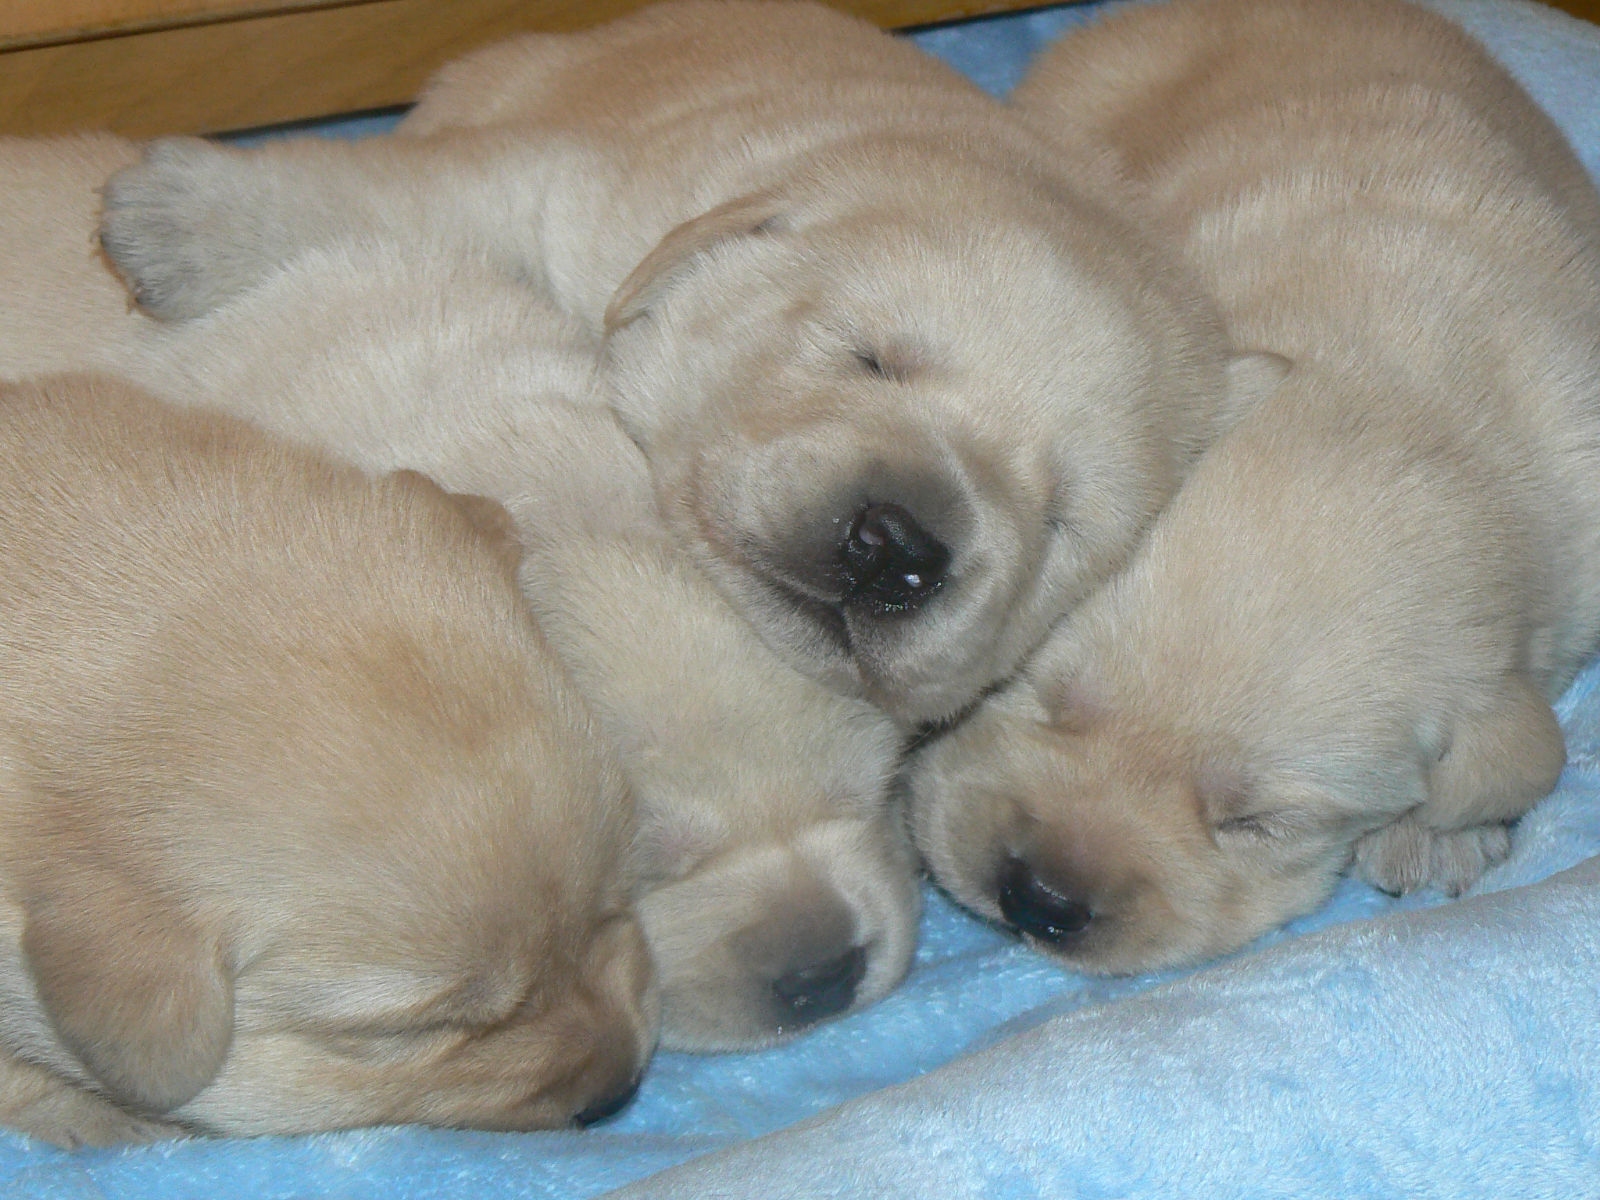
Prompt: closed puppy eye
<box><xmin>319</xmin><ymin>1023</ymin><xmax>471</xmax><ymax>1065</ymax></box>
<box><xmin>1213</xmin><ymin>812</ymin><xmax>1285</xmax><ymax>839</ymax></box>
<box><xmin>848</xmin><ymin>341</ymin><xmax>921</xmax><ymax>382</ymax></box>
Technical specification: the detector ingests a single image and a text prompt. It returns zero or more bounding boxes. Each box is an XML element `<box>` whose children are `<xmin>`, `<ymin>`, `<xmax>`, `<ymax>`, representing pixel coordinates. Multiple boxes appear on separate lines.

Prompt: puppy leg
<box><xmin>99</xmin><ymin>132</ymin><xmax>549</xmax><ymax>320</ymax></box>
<box><xmin>1352</xmin><ymin>675</ymin><xmax>1564</xmax><ymax>895</ymax></box>
<box><xmin>0</xmin><ymin>1052</ymin><xmax>184</xmax><ymax>1148</ymax></box>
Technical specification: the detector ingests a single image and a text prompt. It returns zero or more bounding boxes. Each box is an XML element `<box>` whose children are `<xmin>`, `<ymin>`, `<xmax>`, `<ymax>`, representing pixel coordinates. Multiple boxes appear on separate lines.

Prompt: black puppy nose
<box><xmin>573</xmin><ymin>1074</ymin><xmax>643</xmax><ymax>1128</ymax></box>
<box><xmin>841</xmin><ymin>503</ymin><xmax>949</xmax><ymax>612</ymax></box>
<box><xmin>997</xmin><ymin>857</ymin><xmax>1093</xmax><ymax>945</ymax></box>
<box><xmin>771</xmin><ymin>945</ymin><xmax>867</xmax><ymax>1027</ymax></box>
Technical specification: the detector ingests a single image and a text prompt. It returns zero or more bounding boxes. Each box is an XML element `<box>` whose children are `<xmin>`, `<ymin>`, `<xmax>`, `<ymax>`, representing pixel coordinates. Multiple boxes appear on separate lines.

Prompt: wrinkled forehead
<box><xmin>943</xmin><ymin>698</ymin><xmax>1199</xmax><ymax>815</ymax></box>
<box><xmin>798</xmin><ymin>213</ymin><xmax>1147</xmax><ymax>352</ymax></box>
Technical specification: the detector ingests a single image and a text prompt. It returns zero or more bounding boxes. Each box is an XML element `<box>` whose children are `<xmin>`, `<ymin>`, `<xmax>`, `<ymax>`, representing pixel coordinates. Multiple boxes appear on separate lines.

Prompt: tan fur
<box><xmin>909</xmin><ymin>0</ymin><xmax>1600</xmax><ymax>973</ymax></box>
<box><xmin>0</xmin><ymin>373</ymin><xmax>655</xmax><ymax>1144</ymax></box>
<box><xmin>96</xmin><ymin>0</ymin><xmax>1280</xmax><ymax>725</ymax></box>
<box><xmin>4</xmin><ymin>134</ymin><xmax>917</xmax><ymax>1051</ymax></box>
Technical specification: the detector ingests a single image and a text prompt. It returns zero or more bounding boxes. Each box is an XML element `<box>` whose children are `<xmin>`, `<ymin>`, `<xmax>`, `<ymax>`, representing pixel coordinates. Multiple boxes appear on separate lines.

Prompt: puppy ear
<box><xmin>1037</xmin><ymin>673</ymin><xmax>1105</xmax><ymax>735</ymax></box>
<box><xmin>604</xmin><ymin>191</ymin><xmax>787</xmax><ymax>332</ymax></box>
<box><xmin>1217</xmin><ymin>350</ymin><xmax>1292</xmax><ymax>433</ymax></box>
<box><xmin>23</xmin><ymin>864</ymin><xmax>232</xmax><ymax>1114</ymax></box>
<box><xmin>391</xmin><ymin>469</ymin><xmax>525</xmax><ymax>581</ymax></box>
<box><xmin>1195</xmin><ymin>758</ymin><xmax>1254</xmax><ymax>825</ymax></box>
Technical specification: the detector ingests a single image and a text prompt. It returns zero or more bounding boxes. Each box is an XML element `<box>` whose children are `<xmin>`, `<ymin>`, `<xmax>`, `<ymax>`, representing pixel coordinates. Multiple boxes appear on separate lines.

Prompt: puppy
<box><xmin>909</xmin><ymin>0</ymin><xmax>1600</xmax><ymax>974</ymax></box>
<box><xmin>5</xmin><ymin>134</ymin><xmax>918</xmax><ymax>1051</ymax></box>
<box><xmin>0</xmin><ymin>373</ymin><xmax>655</xmax><ymax>1146</ymax></box>
<box><xmin>97</xmin><ymin>0</ymin><xmax>1284</xmax><ymax>724</ymax></box>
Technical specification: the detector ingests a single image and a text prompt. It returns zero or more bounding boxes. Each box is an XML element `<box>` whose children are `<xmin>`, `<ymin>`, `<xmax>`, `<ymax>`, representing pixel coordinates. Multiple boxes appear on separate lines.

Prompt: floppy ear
<box><xmin>22</xmin><ymin>863</ymin><xmax>232</xmax><ymax>1114</ymax></box>
<box><xmin>604</xmin><ymin>191</ymin><xmax>787</xmax><ymax>332</ymax></box>
<box><xmin>1216</xmin><ymin>350</ymin><xmax>1292</xmax><ymax>434</ymax></box>
<box><xmin>391</xmin><ymin>469</ymin><xmax>525</xmax><ymax>581</ymax></box>
<box><xmin>1037</xmin><ymin>673</ymin><xmax>1105</xmax><ymax>736</ymax></box>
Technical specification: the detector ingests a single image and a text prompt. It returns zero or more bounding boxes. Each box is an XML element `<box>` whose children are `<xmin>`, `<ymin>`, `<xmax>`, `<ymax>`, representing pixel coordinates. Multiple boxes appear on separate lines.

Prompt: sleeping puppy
<box><xmin>909</xmin><ymin>0</ymin><xmax>1600</xmax><ymax>974</ymax></box>
<box><xmin>5</xmin><ymin>133</ymin><xmax>917</xmax><ymax>1051</ymax></box>
<box><xmin>0</xmin><ymin>373</ymin><xmax>655</xmax><ymax>1146</ymax></box>
<box><xmin>96</xmin><ymin>0</ymin><xmax>1283</xmax><ymax>724</ymax></box>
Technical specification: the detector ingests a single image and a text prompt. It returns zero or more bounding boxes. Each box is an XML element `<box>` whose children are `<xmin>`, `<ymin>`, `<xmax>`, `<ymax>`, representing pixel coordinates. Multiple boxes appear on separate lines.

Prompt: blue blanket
<box><xmin>5</xmin><ymin>2</ymin><xmax>1598</xmax><ymax>1196</ymax></box>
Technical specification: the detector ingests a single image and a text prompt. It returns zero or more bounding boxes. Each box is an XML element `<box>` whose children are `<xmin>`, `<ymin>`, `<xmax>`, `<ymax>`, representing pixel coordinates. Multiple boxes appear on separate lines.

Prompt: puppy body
<box><xmin>8</xmin><ymin>134</ymin><xmax>917</xmax><ymax>1051</ymax></box>
<box><xmin>0</xmin><ymin>375</ymin><xmax>654</xmax><ymax>1144</ymax></box>
<box><xmin>99</xmin><ymin>0</ymin><xmax>1276</xmax><ymax>724</ymax></box>
<box><xmin>909</xmin><ymin>0</ymin><xmax>1600</xmax><ymax>973</ymax></box>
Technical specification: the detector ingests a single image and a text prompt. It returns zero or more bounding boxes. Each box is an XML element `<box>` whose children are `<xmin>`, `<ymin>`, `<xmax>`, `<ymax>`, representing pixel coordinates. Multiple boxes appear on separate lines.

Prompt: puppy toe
<box><xmin>98</xmin><ymin>137</ymin><xmax>252</xmax><ymax>320</ymax></box>
<box><xmin>1351</xmin><ymin>815</ymin><xmax>1432</xmax><ymax>895</ymax></box>
<box><xmin>1429</xmin><ymin>822</ymin><xmax>1512</xmax><ymax>897</ymax></box>
<box><xmin>1351</xmin><ymin>815</ymin><xmax>1512</xmax><ymax>897</ymax></box>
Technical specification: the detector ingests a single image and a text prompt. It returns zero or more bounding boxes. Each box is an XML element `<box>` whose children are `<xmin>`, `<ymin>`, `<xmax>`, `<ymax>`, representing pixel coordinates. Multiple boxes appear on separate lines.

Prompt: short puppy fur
<box><xmin>910</xmin><ymin>0</ymin><xmax>1600</xmax><ymax>973</ymax></box>
<box><xmin>0</xmin><ymin>373</ymin><xmax>655</xmax><ymax>1145</ymax></box>
<box><xmin>98</xmin><ymin>0</ymin><xmax>1283</xmax><ymax>724</ymax></box>
<box><xmin>9</xmin><ymin>134</ymin><xmax>918</xmax><ymax>1051</ymax></box>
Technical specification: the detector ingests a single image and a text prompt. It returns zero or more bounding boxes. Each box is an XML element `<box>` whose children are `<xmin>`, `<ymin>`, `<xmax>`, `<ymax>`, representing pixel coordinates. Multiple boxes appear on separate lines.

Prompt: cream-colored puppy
<box><xmin>6</xmin><ymin>134</ymin><xmax>917</xmax><ymax>1051</ymax></box>
<box><xmin>97</xmin><ymin>0</ymin><xmax>1284</xmax><ymax>725</ymax></box>
<box><xmin>0</xmin><ymin>373</ymin><xmax>655</xmax><ymax>1146</ymax></box>
<box><xmin>909</xmin><ymin>0</ymin><xmax>1600</xmax><ymax>974</ymax></box>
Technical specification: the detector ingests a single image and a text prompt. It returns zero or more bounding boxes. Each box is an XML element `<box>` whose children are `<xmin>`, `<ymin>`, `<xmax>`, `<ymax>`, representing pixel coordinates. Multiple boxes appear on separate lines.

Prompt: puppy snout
<box><xmin>841</xmin><ymin>503</ymin><xmax>949</xmax><ymax>612</ymax></box>
<box><xmin>997</xmin><ymin>856</ymin><xmax>1093</xmax><ymax>945</ymax></box>
<box><xmin>573</xmin><ymin>1072</ymin><xmax>643</xmax><ymax>1128</ymax></box>
<box><xmin>770</xmin><ymin>944</ymin><xmax>867</xmax><ymax>1028</ymax></box>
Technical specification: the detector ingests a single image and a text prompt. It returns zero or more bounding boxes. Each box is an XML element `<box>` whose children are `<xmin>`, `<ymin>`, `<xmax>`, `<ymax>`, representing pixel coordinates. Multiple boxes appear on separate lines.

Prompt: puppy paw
<box><xmin>99</xmin><ymin>137</ymin><xmax>264</xmax><ymax>320</ymax></box>
<box><xmin>0</xmin><ymin>1056</ymin><xmax>186</xmax><ymax>1148</ymax></box>
<box><xmin>1351</xmin><ymin>815</ymin><xmax>1512</xmax><ymax>897</ymax></box>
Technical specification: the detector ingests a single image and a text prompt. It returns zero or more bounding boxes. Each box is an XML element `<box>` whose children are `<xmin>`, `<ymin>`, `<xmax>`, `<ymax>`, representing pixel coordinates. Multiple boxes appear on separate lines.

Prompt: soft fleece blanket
<box><xmin>5</xmin><ymin>2</ymin><xmax>1599</xmax><ymax>1196</ymax></box>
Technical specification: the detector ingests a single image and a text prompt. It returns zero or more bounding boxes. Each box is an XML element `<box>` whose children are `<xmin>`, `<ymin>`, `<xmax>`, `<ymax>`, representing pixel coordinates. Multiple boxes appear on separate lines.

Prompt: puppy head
<box><xmin>906</xmin><ymin>670</ymin><xmax>1374</xmax><ymax>975</ymax></box>
<box><xmin>604</xmin><ymin>168</ymin><xmax>1277</xmax><ymax>723</ymax></box>
<box><xmin>611</xmin><ymin>650</ymin><xmax>918</xmax><ymax>1051</ymax></box>
<box><xmin>15</xmin><ymin>467</ymin><xmax>656</xmax><ymax>1135</ymax></box>
<box><xmin>635</xmin><ymin>813</ymin><xmax>920</xmax><ymax>1051</ymax></box>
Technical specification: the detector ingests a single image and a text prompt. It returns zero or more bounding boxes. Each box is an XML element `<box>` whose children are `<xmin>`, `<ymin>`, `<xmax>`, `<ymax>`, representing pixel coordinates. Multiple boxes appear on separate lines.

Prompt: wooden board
<box><xmin>0</xmin><ymin>0</ymin><xmax>1052</xmax><ymax>137</ymax></box>
<box><xmin>1</xmin><ymin>0</ymin><xmax>1596</xmax><ymax>139</ymax></box>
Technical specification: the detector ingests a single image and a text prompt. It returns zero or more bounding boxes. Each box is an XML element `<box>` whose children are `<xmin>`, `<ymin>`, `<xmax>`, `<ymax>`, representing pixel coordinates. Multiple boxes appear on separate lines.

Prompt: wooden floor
<box><xmin>1</xmin><ymin>0</ymin><xmax>1597</xmax><ymax>138</ymax></box>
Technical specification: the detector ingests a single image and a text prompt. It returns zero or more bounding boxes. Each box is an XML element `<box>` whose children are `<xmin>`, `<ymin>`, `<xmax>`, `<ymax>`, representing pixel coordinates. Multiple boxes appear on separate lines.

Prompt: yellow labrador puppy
<box><xmin>0</xmin><ymin>373</ymin><xmax>655</xmax><ymax>1146</ymax></box>
<box><xmin>6</xmin><ymin>134</ymin><xmax>917</xmax><ymax>1051</ymax></box>
<box><xmin>97</xmin><ymin>0</ymin><xmax>1283</xmax><ymax>725</ymax></box>
<box><xmin>909</xmin><ymin>0</ymin><xmax>1600</xmax><ymax>974</ymax></box>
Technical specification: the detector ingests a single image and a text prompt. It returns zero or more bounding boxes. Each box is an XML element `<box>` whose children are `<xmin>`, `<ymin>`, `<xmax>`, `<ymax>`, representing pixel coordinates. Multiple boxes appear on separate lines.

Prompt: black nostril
<box><xmin>771</xmin><ymin>944</ymin><xmax>867</xmax><ymax>1027</ymax></box>
<box><xmin>574</xmin><ymin>1074</ymin><xmax>643</xmax><ymax>1128</ymax></box>
<box><xmin>997</xmin><ymin>856</ymin><xmax>1093</xmax><ymax>944</ymax></box>
<box><xmin>841</xmin><ymin>503</ymin><xmax>949</xmax><ymax>612</ymax></box>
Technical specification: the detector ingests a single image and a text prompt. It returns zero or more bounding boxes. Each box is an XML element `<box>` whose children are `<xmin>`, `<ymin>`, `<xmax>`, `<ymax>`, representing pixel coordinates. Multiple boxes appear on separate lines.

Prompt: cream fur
<box><xmin>5</xmin><ymin>133</ymin><xmax>918</xmax><ymax>1052</ymax></box>
<box><xmin>0</xmin><ymin>371</ymin><xmax>654</xmax><ymax>1145</ymax></box>
<box><xmin>96</xmin><ymin>0</ymin><xmax>1275</xmax><ymax>724</ymax></box>
<box><xmin>910</xmin><ymin>0</ymin><xmax>1600</xmax><ymax>973</ymax></box>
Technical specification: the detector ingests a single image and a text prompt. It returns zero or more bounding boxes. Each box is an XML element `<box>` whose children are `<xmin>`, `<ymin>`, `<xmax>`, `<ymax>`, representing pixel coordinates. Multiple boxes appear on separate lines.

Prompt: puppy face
<box><xmin>906</xmin><ymin>676</ymin><xmax>1366</xmax><ymax>976</ymax></box>
<box><xmin>0</xmin><ymin>381</ymin><xmax>656</xmax><ymax>1137</ymax></box>
<box><xmin>903</xmin><ymin>393</ymin><xmax>1552</xmax><ymax>975</ymax></box>
<box><xmin>636</xmin><ymin>814</ymin><xmax>919</xmax><ymax>1050</ymax></box>
<box><xmin>605</xmin><ymin>167</ymin><xmax>1255</xmax><ymax>725</ymax></box>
